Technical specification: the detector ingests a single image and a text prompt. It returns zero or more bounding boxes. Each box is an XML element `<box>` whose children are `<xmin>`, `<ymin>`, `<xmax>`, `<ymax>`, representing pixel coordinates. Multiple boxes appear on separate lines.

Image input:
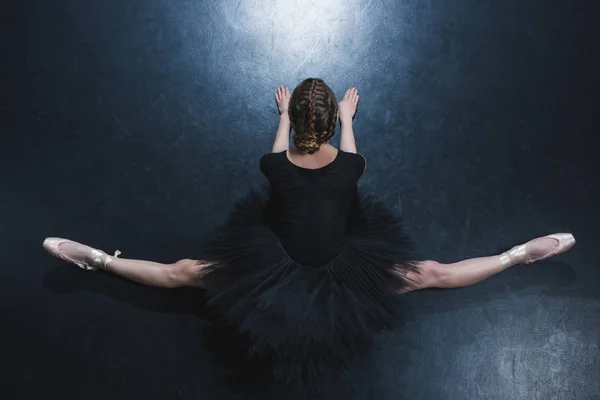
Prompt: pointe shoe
<box><xmin>43</xmin><ymin>237</ymin><xmax>121</xmax><ymax>271</ymax></box>
<box><xmin>499</xmin><ymin>233</ymin><xmax>576</xmax><ymax>267</ymax></box>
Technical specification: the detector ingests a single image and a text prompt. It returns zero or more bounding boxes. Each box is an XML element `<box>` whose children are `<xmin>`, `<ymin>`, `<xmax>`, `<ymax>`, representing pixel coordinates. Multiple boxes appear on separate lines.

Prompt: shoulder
<box><xmin>260</xmin><ymin>150</ymin><xmax>286</xmax><ymax>174</ymax></box>
<box><xmin>338</xmin><ymin>150</ymin><xmax>367</xmax><ymax>168</ymax></box>
<box><xmin>260</xmin><ymin>150</ymin><xmax>286</xmax><ymax>164</ymax></box>
<box><xmin>338</xmin><ymin>150</ymin><xmax>367</xmax><ymax>178</ymax></box>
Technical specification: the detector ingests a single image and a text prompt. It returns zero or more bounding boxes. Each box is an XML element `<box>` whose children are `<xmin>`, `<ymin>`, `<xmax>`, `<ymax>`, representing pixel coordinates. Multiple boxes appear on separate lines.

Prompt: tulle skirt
<box><xmin>200</xmin><ymin>185</ymin><xmax>418</xmax><ymax>391</ymax></box>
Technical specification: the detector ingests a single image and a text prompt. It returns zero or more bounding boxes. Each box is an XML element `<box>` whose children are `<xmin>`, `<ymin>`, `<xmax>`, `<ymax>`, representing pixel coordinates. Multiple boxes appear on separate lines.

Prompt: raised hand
<box><xmin>338</xmin><ymin>88</ymin><xmax>359</xmax><ymax>122</ymax></box>
<box><xmin>275</xmin><ymin>85</ymin><xmax>291</xmax><ymax>115</ymax></box>
<box><xmin>272</xmin><ymin>85</ymin><xmax>292</xmax><ymax>152</ymax></box>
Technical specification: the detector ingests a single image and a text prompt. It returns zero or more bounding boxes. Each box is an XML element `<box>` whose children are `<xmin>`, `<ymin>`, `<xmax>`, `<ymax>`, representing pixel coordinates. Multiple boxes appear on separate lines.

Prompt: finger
<box><xmin>344</xmin><ymin>89</ymin><xmax>351</xmax><ymax>100</ymax></box>
<box><xmin>286</xmin><ymin>86</ymin><xmax>290</xmax><ymax>97</ymax></box>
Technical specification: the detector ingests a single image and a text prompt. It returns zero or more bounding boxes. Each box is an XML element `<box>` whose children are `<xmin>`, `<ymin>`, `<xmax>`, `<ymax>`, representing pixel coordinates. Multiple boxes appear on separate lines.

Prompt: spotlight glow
<box><xmin>221</xmin><ymin>0</ymin><xmax>359</xmax><ymax>74</ymax></box>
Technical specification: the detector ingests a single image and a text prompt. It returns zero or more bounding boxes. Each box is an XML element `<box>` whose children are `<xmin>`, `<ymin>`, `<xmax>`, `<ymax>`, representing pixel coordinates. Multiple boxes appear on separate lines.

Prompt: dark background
<box><xmin>2</xmin><ymin>0</ymin><xmax>599</xmax><ymax>399</ymax></box>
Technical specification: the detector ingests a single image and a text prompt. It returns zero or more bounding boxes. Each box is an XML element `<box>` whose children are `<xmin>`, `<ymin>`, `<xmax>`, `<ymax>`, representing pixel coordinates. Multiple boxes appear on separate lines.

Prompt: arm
<box><xmin>272</xmin><ymin>85</ymin><xmax>291</xmax><ymax>152</ymax></box>
<box><xmin>272</xmin><ymin>114</ymin><xmax>291</xmax><ymax>152</ymax></box>
<box><xmin>338</xmin><ymin>88</ymin><xmax>360</xmax><ymax>153</ymax></box>
<box><xmin>339</xmin><ymin>117</ymin><xmax>356</xmax><ymax>153</ymax></box>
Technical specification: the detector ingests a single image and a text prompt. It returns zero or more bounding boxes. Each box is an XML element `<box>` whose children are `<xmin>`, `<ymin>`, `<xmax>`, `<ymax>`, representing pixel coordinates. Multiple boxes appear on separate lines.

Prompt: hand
<box><xmin>338</xmin><ymin>87</ymin><xmax>359</xmax><ymax>122</ymax></box>
<box><xmin>275</xmin><ymin>85</ymin><xmax>291</xmax><ymax>115</ymax></box>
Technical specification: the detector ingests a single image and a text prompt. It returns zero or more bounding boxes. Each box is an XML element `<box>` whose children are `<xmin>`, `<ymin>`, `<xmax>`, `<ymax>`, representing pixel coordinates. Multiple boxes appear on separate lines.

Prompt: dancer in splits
<box><xmin>43</xmin><ymin>78</ymin><xmax>575</xmax><ymax>386</ymax></box>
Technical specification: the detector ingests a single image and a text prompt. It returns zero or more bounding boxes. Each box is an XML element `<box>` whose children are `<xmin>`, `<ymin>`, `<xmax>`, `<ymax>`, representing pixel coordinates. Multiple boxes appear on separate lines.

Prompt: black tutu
<box><xmin>201</xmin><ymin>184</ymin><xmax>419</xmax><ymax>392</ymax></box>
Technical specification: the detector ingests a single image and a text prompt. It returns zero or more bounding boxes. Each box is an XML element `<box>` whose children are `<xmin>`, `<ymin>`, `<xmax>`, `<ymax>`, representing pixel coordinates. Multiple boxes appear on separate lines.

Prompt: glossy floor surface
<box><xmin>2</xmin><ymin>0</ymin><xmax>599</xmax><ymax>399</ymax></box>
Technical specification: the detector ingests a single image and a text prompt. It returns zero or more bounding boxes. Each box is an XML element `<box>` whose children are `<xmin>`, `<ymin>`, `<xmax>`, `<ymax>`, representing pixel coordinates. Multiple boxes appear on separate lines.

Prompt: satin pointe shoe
<box><xmin>43</xmin><ymin>237</ymin><xmax>121</xmax><ymax>271</ymax></box>
<box><xmin>499</xmin><ymin>233</ymin><xmax>576</xmax><ymax>268</ymax></box>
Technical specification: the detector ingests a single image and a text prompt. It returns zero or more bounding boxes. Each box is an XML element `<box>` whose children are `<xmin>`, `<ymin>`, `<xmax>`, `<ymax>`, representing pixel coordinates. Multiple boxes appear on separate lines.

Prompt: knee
<box><xmin>418</xmin><ymin>260</ymin><xmax>447</xmax><ymax>289</ymax></box>
<box><xmin>168</xmin><ymin>259</ymin><xmax>203</xmax><ymax>288</ymax></box>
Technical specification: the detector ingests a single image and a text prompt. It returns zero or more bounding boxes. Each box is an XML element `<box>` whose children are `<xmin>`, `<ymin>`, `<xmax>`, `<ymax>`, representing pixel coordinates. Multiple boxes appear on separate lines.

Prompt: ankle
<box><xmin>101</xmin><ymin>250</ymin><xmax>122</xmax><ymax>271</ymax></box>
<box><xmin>85</xmin><ymin>248</ymin><xmax>108</xmax><ymax>269</ymax></box>
<box><xmin>499</xmin><ymin>252</ymin><xmax>514</xmax><ymax>269</ymax></box>
<box><xmin>499</xmin><ymin>244</ymin><xmax>527</xmax><ymax>268</ymax></box>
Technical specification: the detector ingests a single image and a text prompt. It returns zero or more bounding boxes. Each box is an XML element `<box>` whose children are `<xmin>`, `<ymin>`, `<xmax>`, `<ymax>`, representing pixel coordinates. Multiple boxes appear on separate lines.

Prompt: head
<box><xmin>288</xmin><ymin>78</ymin><xmax>338</xmax><ymax>154</ymax></box>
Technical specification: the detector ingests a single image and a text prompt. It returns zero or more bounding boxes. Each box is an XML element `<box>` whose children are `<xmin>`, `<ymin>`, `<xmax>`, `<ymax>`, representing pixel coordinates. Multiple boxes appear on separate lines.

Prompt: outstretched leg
<box><xmin>103</xmin><ymin>256</ymin><xmax>208</xmax><ymax>288</ymax></box>
<box><xmin>43</xmin><ymin>238</ymin><xmax>209</xmax><ymax>288</ymax></box>
<box><xmin>400</xmin><ymin>233</ymin><xmax>575</xmax><ymax>293</ymax></box>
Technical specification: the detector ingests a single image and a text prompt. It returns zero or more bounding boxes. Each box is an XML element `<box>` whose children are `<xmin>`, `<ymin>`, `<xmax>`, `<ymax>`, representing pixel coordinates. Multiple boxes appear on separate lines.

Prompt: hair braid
<box><xmin>306</xmin><ymin>80</ymin><xmax>319</xmax><ymax>154</ymax></box>
<box><xmin>289</xmin><ymin>78</ymin><xmax>339</xmax><ymax>154</ymax></box>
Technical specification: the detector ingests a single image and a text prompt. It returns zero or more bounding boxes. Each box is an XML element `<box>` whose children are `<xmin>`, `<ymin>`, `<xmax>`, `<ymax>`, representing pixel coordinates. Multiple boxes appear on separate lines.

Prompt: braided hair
<box><xmin>288</xmin><ymin>78</ymin><xmax>338</xmax><ymax>154</ymax></box>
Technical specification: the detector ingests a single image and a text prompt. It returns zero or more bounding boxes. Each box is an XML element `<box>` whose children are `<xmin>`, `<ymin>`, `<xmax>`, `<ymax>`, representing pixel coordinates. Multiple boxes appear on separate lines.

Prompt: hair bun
<box><xmin>295</xmin><ymin>136</ymin><xmax>321</xmax><ymax>154</ymax></box>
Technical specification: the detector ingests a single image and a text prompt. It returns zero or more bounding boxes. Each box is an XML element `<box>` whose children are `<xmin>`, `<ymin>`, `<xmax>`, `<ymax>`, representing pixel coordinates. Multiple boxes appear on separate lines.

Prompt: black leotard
<box><xmin>259</xmin><ymin>149</ymin><xmax>366</xmax><ymax>266</ymax></box>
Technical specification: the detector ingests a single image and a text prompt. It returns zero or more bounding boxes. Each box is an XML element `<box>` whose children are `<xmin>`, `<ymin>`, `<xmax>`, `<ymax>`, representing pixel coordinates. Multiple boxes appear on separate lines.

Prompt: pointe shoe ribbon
<box><xmin>499</xmin><ymin>233</ymin><xmax>576</xmax><ymax>267</ymax></box>
<box><xmin>43</xmin><ymin>237</ymin><xmax>121</xmax><ymax>271</ymax></box>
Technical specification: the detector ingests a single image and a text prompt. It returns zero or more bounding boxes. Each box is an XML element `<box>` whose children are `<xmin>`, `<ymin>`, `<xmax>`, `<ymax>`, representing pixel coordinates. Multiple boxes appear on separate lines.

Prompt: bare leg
<box><xmin>411</xmin><ymin>255</ymin><xmax>511</xmax><ymax>291</ymax></box>
<box><xmin>400</xmin><ymin>235</ymin><xmax>575</xmax><ymax>293</ymax></box>
<box><xmin>44</xmin><ymin>240</ymin><xmax>208</xmax><ymax>288</ymax></box>
<box><xmin>103</xmin><ymin>257</ymin><xmax>207</xmax><ymax>288</ymax></box>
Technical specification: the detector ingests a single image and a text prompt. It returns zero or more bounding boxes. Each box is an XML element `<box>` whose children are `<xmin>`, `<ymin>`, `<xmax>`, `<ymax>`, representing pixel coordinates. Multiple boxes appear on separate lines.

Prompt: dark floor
<box><xmin>2</xmin><ymin>0</ymin><xmax>599</xmax><ymax>399</ymax></box>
